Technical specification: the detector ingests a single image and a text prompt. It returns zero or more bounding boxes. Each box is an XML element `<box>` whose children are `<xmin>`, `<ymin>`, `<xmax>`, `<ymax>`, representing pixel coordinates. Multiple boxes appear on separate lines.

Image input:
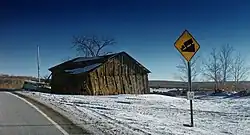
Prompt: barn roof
<box><xmin>49</xmin><ymin>52</ymin><xmax>151</xmax><ymax>74</ymax></box>
<box><xmin>64</xmin><ymin>63</ymin><xmax>102</xmax><ymax>74</ymax></box>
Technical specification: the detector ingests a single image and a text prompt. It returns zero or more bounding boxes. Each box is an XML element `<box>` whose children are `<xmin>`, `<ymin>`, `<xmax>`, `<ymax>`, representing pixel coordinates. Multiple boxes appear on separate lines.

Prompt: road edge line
<box><xmin>6</xmin><ymin>92</ymin><xmax>69</xmax><ymax>135</ymax></box>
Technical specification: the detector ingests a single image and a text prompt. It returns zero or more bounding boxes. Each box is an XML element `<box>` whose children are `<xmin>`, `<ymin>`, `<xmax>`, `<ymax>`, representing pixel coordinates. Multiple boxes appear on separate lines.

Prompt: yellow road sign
<box><xmin>174</xmin><ymin>30</ymin><xmax>200</xmax><ymax>62</ymax></box>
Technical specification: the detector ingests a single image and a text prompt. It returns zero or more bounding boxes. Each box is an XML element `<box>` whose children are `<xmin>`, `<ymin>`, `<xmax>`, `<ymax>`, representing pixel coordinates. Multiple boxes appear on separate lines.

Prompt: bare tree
<box><xmin>42</xmin><ymin>74</ymin><xmax>49</xmax><ymax>80</ymax></box>
<box><xmin>219</xmin><ymin>44</ymin><xmax>234</xmax><ymax>85</ymax></box>
<box><xmin>175</xmin><ymin>56</ymin><xmax>200</xmax><ymax>82</ymax></box>
<box><xmin>41</xmin><ymin>74</ymin><xmax>51</xmax><ymax>84</ymax></box>
<box><xmin>72</xmin><ymin>35</ymin><xmax>116</xmax><ymax>57</ymax></box>
<box><xmin>231</xmin><ymin>53</ymin><xmax>249</xmax><ymax>91</ymax></box>
<box><xmin>202</xmin><ymin>48</ymin><xmax>222</xmax><ymax>89</ymax></box>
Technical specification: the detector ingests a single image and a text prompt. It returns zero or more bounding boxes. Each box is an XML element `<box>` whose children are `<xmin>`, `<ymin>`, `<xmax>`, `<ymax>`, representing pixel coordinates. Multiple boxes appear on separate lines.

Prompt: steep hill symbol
<box><xmin>181</xmin><ymin>39</ymin><xmax>195</xmax><ymax>52</ymax></box>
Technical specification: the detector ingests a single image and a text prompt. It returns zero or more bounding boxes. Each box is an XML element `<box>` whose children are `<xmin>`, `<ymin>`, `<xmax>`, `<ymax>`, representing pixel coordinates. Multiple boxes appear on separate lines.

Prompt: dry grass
<box><xmin>0</xmin><ymin>75</ymin><xmax>36</xmax><ymax>89</ymax></box>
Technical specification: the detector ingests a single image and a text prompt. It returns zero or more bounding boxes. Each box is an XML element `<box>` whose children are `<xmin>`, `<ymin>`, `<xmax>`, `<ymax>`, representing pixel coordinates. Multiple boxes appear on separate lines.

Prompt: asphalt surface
<box><xmin>0</xmin><ymin>92</ymin><xmax>65</xmax><ymax>135</ymax></box>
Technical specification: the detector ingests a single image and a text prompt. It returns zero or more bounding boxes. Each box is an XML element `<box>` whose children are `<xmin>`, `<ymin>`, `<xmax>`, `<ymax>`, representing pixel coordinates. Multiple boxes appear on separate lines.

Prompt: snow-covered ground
<box><xmin>150</xmin><ymin>88</ymin><xmax>181</xmax><ymax>92</ymax></box>
<box><xmin>20</xmin><ymin>91</ymin><xmax>250</xmax><ymax>135</ymax></box>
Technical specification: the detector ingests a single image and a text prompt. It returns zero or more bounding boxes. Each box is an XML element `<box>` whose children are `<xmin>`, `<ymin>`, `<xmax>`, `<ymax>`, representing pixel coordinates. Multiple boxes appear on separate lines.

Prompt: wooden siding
<box><xmin>88</xmin><ymin>54</ymin><xmax>149</xmax><ymax>95</ymax></box>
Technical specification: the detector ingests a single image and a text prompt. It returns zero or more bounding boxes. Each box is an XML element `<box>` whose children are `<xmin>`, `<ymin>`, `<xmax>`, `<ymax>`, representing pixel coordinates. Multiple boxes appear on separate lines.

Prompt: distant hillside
<box><xmin>149</xmin><ymin>80</ymin><xmax>250</xmax><ymax>91</ymax></box>
<box><xmin>0</xmin><ymin>74</ymin><xmax>36</xmax><ymax>89</ymax></box>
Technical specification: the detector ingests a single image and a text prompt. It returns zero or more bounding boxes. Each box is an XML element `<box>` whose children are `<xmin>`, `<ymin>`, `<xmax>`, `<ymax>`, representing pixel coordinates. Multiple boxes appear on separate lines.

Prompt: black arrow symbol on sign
<box><xmin>181</xmin><ymin>39</ymin><xmax>195</xmax><ymax>52</ymax></box>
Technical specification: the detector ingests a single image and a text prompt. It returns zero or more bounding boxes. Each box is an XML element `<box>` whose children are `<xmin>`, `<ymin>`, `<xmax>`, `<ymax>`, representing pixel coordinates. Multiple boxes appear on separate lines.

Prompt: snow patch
<box><xmin>150</xmin><ymin>88</ymin><xmax>183</xmax><ymax>92</ymax></box>
<box><xmin>65</xmin><ymin>63</ymin><xmax>101</xmax><ymax>74</ymax></box>
<box><xmin>73</xmin><ymin>57</ymin><xmax>101</xmax><ymax>62</ymax></box>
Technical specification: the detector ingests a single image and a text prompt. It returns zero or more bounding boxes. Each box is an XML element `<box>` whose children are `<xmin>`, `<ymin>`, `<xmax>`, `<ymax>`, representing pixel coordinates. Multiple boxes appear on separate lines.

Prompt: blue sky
<box><xmin>0</xmin><ymin>0</ymin><xmax>250</xmax><ymax>80</ymax></box>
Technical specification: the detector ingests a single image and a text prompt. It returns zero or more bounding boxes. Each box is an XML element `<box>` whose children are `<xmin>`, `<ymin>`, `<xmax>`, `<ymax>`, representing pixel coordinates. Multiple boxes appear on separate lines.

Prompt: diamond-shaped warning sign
<box><xmin>174</xmin><ymin>30</ymin><xmax>200</xmax><ymax>62</ymax></box>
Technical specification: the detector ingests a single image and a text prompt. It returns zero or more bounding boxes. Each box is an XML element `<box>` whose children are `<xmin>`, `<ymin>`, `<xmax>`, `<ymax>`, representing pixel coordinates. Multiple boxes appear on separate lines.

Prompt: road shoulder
<box><xmin>12</xmin><ymin>91</ymin><xmax>91</xmax><ymax>135</ymax></box>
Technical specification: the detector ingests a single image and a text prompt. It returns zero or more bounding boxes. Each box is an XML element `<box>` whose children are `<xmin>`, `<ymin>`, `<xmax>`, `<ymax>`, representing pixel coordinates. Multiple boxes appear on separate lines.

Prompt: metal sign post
<box><xmin>187</xmin><ymin>61</ymin><xmax>193</xmax><ymax>127</ymax></box>
<box><xmin>174</xmin><ymin>29</ymin><xmax>200</xmax><ymax>127</ymax></box>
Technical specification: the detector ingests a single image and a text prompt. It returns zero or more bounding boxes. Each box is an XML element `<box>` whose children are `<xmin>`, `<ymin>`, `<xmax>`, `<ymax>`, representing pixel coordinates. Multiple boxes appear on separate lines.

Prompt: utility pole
<box><xmin>37</xmin><ymin>45</ymin><xmax>40</xmax><ymax>83</ymax></box>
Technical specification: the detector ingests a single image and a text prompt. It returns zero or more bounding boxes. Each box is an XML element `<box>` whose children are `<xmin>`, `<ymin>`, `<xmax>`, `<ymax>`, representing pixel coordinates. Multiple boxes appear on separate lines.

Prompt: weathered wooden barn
<box><xmin>48</xmin><ymin>52</ymin><xmax>151</xmax><ymax>95</ymax></box>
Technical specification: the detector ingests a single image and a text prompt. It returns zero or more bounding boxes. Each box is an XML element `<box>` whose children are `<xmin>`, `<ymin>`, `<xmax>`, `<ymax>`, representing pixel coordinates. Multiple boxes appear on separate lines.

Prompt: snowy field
<box><xmin>20</xmin><ymin>91</ymin><xmax>250</xmax><ymax>135</ymax></box>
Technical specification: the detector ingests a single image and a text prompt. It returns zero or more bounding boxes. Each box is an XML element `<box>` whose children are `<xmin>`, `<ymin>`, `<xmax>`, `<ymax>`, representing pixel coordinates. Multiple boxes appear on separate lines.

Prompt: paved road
<box><xmin>0</xmin><ymin>92</ymin><xmax>65</xmax><ymax>135</ymax></box>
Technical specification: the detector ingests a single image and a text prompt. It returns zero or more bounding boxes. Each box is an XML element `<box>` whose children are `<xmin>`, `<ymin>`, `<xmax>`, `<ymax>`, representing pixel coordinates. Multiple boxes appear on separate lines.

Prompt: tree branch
<box><xmin>175</xmin><ymin>55</ymin><xmax>200</xmax><ymax>82</ymax></box>
<box><xmin>231</xmin><ymin>53</ymin><xmax>249</xmax><ymax>90</ymax></box>
<box><xmin>96</xmin><ymin>38</ymin><xmax>116</xmax><ymax>56</ymax></box>
<box><xmin>72</xmin><ymin>35</ymin><xmax>115</xmax><ymax>57</ymax></box>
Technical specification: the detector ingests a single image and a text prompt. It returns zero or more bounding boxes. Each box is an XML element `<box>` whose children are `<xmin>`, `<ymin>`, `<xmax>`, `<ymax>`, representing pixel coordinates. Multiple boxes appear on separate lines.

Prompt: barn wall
<box><xmin>89</xmin><ymin>54</ymin><xmax>149</xmax><ymax>95</ymax></box>
<box><xmin>51</xmin><ymin>71</ymin><xmax>89</xmax><ymax>94</ymax></box>
<box><xmin>145</xmin><ymin>74</ymin><xmax>150</xmax><ymax>93</ymax></box>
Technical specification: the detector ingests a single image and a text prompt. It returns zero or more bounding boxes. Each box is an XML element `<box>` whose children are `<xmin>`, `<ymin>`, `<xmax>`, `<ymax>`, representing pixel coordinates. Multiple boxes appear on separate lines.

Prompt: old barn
<box><xmin>48</xmin><ymin>52</ymin><xmax>151</xmax><ymax>95</ymax></box>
